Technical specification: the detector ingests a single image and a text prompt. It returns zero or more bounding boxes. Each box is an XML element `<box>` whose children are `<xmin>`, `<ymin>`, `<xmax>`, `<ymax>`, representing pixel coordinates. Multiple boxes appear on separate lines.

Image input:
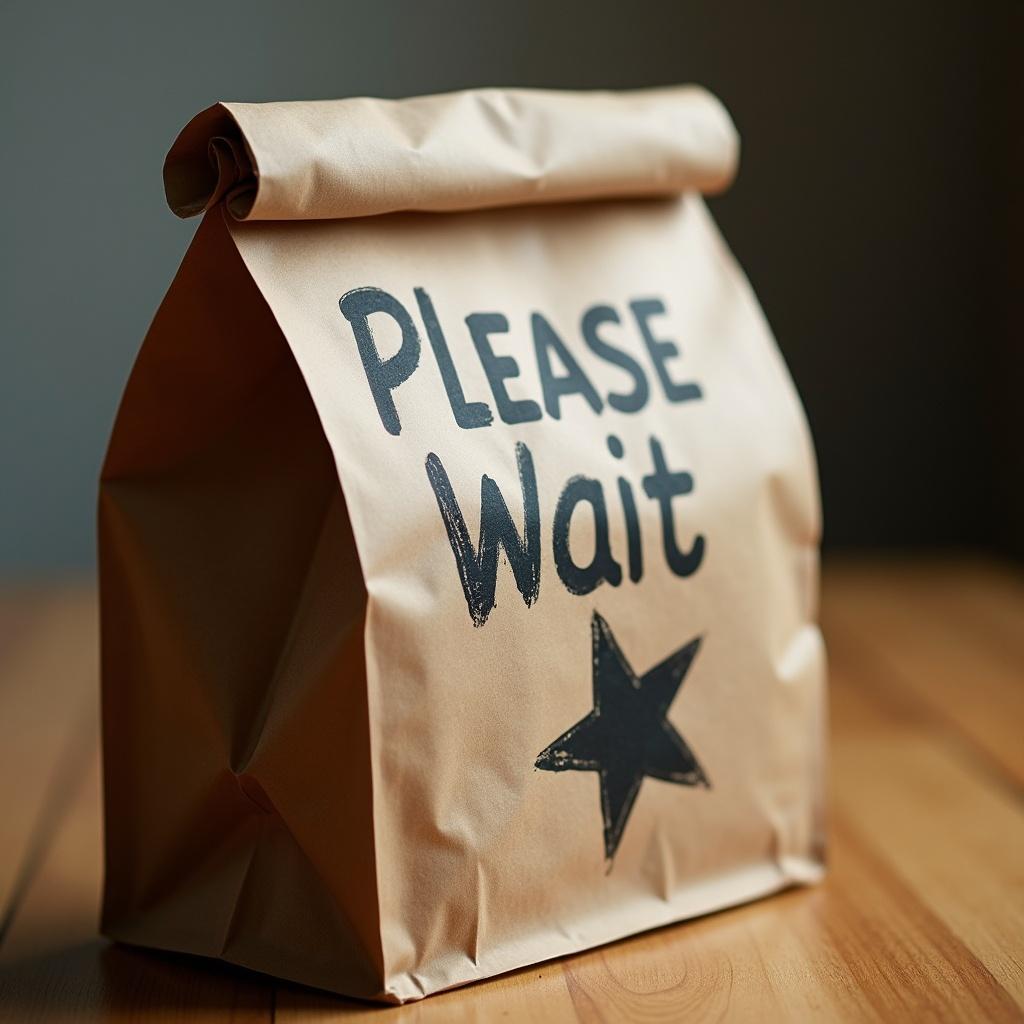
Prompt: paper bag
<box><xmin>99</xmin><ymin>86</ymin><xmax>826</xmax><ymax>1003</ymax></box>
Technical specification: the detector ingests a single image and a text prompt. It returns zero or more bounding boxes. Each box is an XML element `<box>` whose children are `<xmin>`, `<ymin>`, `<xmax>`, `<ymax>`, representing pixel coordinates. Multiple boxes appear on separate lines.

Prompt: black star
<box><xmin>535</xmin><ymin>612</ymin><xmax>709</xmax><ymax>862</ymax></box>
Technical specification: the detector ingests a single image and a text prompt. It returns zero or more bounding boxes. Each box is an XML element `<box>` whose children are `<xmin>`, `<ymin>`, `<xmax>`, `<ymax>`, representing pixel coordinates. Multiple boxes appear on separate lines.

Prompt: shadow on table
<box><xmin>0</xmin><ymin>936</ymin><xmax>574</xmax><ymax>1020</ymax></box>
<box><xmin>0</xmin><ymin>940</ymin><xmax>277</xmax><ymax>1020</ymax></box>
<box><xmin>0</xmin><ymin>937</ymin><xmax>554</xmax><ymax>1020</ymax></box>
<box><xmin>0</xmin><ymin>885</ymin><xmax>817</xmax><ymax>1020</ymax></box>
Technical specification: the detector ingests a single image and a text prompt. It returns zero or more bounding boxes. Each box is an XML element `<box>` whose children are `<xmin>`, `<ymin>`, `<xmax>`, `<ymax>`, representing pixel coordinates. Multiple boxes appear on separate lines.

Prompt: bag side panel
<box><xmin>99</xmin><ymin>211</ymin><xmax>384</xmax><ymax>996</ymax></box>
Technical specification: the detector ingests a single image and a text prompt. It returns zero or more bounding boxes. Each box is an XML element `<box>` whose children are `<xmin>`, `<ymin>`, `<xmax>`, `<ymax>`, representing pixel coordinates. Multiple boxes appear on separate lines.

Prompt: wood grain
<box><xmin>0</xmin><ymin>586</ymin><xmax>97</xmax><ymax>940</ymax></box>
<box><xmin>0</xmin><ymin>559</ymin><xmax>1021</xmax><ymax>1022</ymax></box>
<box><xmin>821</xmin><ymin>559</ymin><xmax>1024</xmax><ymax>787</ymax></box>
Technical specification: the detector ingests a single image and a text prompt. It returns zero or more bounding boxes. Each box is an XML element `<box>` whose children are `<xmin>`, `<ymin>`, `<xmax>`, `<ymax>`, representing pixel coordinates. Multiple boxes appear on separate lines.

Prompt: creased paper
<box><xmin>100</xmin><ymin>85</ymin><xmax>825</xmax><ymax>1004</ymax></box>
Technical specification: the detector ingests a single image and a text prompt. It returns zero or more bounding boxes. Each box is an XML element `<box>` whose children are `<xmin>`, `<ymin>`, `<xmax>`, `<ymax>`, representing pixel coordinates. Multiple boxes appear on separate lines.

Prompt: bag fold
<box><xmin>163</xmin><ymin>86</ymin><xmax>738</xmax><ymax>222</ymax></box>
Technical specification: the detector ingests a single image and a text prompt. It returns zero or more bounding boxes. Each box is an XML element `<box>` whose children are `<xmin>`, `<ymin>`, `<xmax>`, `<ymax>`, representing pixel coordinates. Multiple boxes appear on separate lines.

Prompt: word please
<box><xmin>339</xmin><ymin>287</ymin><xmax>701</xmax><ymax>436</ymax></box>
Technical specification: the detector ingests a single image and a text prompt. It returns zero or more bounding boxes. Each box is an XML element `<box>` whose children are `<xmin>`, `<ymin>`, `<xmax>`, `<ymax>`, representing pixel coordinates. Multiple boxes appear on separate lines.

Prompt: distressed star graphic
<box><xmin>535</xmin><ymin>612</ymin><xmax>709</xmax><ymax>862</ymax></box>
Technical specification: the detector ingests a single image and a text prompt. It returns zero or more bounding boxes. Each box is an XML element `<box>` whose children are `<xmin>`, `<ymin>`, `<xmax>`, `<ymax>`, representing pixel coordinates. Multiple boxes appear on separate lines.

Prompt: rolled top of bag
<box><xmin>163</xmin><ymin>86</ymin><xmax>739</xmax><ymax>222</ymax></box>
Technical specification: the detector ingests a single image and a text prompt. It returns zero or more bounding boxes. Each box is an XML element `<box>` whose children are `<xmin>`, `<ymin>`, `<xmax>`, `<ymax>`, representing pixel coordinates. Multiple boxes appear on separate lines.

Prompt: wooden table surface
<box><xmin>1</xmin><ymin>558</ymin><xmax>1022</xmax><ymax>1022</ymax></box>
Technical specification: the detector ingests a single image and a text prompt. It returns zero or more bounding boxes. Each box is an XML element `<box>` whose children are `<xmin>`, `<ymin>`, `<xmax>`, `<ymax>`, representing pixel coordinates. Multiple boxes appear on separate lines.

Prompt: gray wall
<box><xmin>2</xmin><ymin>0</ymin><xmax>1018</xmax><ymax>576</ymax></box>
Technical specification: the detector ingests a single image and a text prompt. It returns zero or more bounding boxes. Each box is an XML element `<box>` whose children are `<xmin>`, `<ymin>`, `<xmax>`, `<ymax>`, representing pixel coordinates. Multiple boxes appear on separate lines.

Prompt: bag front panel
<box><xmin>229</xmin><ymin>194</ymin><xmax>825</xmax><ymax>1000</ymax></box>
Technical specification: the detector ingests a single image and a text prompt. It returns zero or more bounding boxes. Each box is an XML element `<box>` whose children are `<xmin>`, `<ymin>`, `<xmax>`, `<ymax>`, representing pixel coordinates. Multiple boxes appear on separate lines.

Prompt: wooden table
<box><xmin>1</xmin><ymin>559</ymin><xmax>1022</xmax><ymax>1022</ymax></box>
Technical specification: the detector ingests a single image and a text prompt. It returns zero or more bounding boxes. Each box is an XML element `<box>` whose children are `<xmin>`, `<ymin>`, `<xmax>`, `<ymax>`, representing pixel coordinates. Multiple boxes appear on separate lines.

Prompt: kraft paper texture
<box><xmin>99</xmin><ymin>85</ymin><xmax>826</xmax><ymax>1003</ymax></box>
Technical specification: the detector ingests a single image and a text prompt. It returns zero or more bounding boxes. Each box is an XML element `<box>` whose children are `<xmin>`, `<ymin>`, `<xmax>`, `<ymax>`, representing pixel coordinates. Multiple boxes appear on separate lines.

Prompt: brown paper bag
<box><xmin>99</xmin><ymin>86</ymin><xmax>826</xmax><ymax>1003</ymax></box>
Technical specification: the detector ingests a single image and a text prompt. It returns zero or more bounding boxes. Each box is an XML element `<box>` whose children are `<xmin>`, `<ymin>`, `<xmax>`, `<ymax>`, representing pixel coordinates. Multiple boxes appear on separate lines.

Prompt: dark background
<box><xmin>2</xmin><ymin>0</ymin><xmax>1020</xmax><ymax>576</ymax></box>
